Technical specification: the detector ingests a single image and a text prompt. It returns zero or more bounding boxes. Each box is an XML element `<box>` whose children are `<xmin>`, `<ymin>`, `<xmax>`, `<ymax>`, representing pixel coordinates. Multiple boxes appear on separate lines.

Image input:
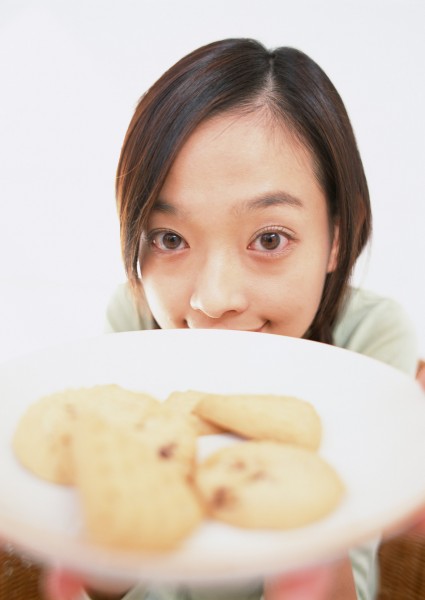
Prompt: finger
<box><xmin>383</xmin><ymin>505</ymin><xmax>425</xmax><ymax>538</ymax></box>
<box><xmin>264</xmin><ymin>566</ymin><xmax>332</xmax><ymax>600</ymax></box>
<box><xmin>41</xmin><ymin>568</ymin><xmax>85</xmax><ymax>600</ymax></box>
<box><xmin>417</xmin><ymin>364</ymin><xmax>425</xmax><ymax>390</ymax></box>
<box><xmin>413</xmin><ymin>518</ymin><xmax>425</xmax><ymax>534</ymax></box>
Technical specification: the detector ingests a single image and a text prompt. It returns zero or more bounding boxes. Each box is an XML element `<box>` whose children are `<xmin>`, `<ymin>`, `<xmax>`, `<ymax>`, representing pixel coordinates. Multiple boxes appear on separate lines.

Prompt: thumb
<box><xmin>42</xmin><ymin>568</ymin><xmax>85</xmax><ymax>600</ymax></box>
<box><xmin>264</xmin><ymin>566</ymin><xmax>332</xmax><ymax>600</ymax></box>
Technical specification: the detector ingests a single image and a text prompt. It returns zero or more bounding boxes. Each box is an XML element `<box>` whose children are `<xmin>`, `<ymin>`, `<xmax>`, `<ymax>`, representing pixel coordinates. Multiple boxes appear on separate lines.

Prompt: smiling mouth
<box><xmin>185</xmin><ymin>321</ymin><xmax>269</xmax><ymax>333</ymax></box>
<box><xmin>247</xmin><ymin>322</ymin><xmax>268</xmax><ymax>333</ymax></box>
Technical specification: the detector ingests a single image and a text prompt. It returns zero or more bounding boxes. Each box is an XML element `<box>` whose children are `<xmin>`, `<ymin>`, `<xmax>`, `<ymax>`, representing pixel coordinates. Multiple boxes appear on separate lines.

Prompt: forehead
<box><xmin>158</xmin><ymin>111</ymin><xmax>326</xmax><ymax>217</ymax></box>
<box><xmin>173</xmin><ymin>111</ymin><xmax>313</xmax><ymax>172</ymax></box>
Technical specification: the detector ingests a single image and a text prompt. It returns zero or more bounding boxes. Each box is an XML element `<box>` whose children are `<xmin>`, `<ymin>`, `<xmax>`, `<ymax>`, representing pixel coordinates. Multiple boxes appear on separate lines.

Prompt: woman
<box><xmin>49</xmin><ymin>38</ymin><xmax>418</xmax><ymax>599</ymax></box>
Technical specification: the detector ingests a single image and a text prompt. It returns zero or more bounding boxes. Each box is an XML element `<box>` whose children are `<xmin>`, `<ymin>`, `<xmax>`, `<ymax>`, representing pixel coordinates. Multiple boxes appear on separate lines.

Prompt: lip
<box><xmin>186</xmin><ymin>322</ymin><xmax>268</xmax><ymax>333</ymax></box>
<box><xmin>247</xmin><ymin>322</ymin><xmax>268</xmax><ymax>333</ymax></box>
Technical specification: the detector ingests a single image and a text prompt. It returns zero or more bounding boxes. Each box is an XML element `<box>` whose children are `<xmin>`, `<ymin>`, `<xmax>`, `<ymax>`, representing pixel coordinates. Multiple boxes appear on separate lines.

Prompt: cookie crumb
<box><xmin>211</xmin><ymin>486</ymin><xmax>235</xmax><ymax>509</ymax></box>
<box><xmin>158</xmin><ymin>443</ymin><xmax>177</xmax><ymax>459</ymax></box>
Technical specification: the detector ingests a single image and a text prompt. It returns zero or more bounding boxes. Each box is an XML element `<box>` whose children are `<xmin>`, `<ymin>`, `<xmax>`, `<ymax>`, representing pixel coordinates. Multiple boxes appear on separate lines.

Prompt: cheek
<box><xmin>141</xmin><ymin>265</ymin><xmax>189</xmax><ymax>326</ymax></box>
<box><xmin>143</xmin><ymin>277</ymin><xmax>170</xmax><ymax>311</ymax></box>
<box><xmin>261</xmin><ymin>253</ymin><xmax>329</xmax><ymax>331</ymax></box>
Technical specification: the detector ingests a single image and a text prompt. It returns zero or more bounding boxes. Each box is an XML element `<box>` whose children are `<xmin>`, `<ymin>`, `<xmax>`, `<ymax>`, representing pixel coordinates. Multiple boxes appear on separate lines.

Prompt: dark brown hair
<box><xmin>116</xmin><ymin>38</ymin><xmax>371</xmax><ymax>344</ymax></box>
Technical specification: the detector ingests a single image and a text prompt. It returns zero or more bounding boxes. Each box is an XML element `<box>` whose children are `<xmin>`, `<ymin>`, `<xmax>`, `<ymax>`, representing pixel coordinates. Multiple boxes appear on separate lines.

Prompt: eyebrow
<box><xmin>240</xmin><ymin>191</ymin><xmax>304</xmax><ymax>213</ymax></box>
<box><xmin>151</xmin><ymin>198</ymin><xmax>178</xmax><ymax>214</ymax></box>
<box><xmin>152</xmin><ymin>191</ymin><xmax>304</xmax><ymax>216</ymax></box>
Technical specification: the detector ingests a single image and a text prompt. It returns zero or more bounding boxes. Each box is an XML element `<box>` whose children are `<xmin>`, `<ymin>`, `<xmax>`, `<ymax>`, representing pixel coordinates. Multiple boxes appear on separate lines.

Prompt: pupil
<box><xmin>164</xmin><ymin>233</ymin><xmax>181</xmax><ymax>249</ymax></box>
<box><xmin>261</xmin><ymin>232</ymin><xmax>280</xmax><ymax>250</ymax></box>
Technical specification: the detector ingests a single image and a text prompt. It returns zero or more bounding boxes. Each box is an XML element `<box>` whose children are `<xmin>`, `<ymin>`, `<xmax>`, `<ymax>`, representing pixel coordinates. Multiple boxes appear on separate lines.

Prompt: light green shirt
<box><xmin>333</xmin><ymin>287</ymin><xmax>418</xmax><ymax>376</ymax></box>
<box><xmin>105</xmin><ymin>284</ymin><xmax>418</xmax><ymax>377</ymax></box>
<box><xmin>100</xmin><ymin>284</ymin><xmax>418</xmax><ymax>600</ymax></box>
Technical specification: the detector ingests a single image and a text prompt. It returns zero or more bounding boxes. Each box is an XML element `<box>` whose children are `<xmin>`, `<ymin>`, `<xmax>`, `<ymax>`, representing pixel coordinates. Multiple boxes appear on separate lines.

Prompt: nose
<box><xmin>189</xmin><ymin>254</ymin><xmax>249</xmax><ymax>319</ymax></box>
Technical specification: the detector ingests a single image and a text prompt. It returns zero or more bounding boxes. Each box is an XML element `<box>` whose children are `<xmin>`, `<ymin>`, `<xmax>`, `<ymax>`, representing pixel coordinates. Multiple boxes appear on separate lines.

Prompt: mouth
<box><xmin>185</xmin><ymin>321</ymin><xmax>269</xmax><ymax>333</ymax></box>
<box><xmin>247</xmin><ymin>322</ymin><xmax>268</xmax><ymax>333</ymax></box>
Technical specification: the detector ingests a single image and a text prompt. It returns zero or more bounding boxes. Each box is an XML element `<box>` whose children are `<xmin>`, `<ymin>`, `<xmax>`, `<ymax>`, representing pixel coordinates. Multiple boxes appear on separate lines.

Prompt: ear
<box><xmin>327</xmin><ymin>223</ymin><xmax>339</xmax><ymax>273</ymax></box>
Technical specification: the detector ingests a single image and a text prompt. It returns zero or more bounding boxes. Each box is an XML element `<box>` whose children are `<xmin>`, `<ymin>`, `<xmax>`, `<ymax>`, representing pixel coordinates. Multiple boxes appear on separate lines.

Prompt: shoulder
<box><xmin>104</xmin><ymin>283</ymin><xmax>155</xmax><ymax>333</ymax></box>
<box><xmin>333</xmin><ymin>287</ymin><xmax>418</xmax><ymax>375</ymax></box>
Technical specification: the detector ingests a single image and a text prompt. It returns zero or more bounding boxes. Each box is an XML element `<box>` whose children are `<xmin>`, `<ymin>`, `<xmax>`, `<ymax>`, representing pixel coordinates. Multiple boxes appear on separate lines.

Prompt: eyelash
<box><xmin>143</xmin><ymin>229</ymin><xmax>188</xmax><ymax>252</ymax></box>
<box><xmin>247</xmin><ymin>226</ymin><xmax>294</xmax><ymax>256</ymax></box>
<box><xmin>143</xmin><ymin>226</ymin><xmax>294</xmax><ymax>256</ymax></box>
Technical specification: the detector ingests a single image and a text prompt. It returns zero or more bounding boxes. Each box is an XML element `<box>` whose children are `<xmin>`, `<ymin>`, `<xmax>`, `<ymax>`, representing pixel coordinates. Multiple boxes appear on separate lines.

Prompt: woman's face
<box><xmin>140</xmin><ymin>112</ymin><xmax>338</xmax><ymax>338</ymax></box>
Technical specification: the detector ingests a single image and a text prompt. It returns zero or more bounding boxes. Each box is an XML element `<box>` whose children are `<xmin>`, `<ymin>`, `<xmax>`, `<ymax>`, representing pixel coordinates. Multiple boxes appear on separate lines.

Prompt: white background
<box><xmin>1</xmin><ymin>0</ymin><xmax>424</xmax><ymax>363</ymax></box>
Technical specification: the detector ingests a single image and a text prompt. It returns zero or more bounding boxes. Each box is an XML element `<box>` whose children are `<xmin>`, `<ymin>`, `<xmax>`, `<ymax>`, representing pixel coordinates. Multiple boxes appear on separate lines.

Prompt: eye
<box><xmin>147</xmin><ymin>230</ymin><xmax>188</xmax><ymax>252</ymax></box>
<box><xmin>248</xmin><ymin>228</ymin><xmax>291</xmax><ymax>253</ymax></box>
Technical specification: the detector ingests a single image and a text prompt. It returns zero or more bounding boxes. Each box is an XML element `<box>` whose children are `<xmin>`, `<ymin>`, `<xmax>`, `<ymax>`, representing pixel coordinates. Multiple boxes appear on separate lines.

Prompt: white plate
<box><xmin>1</xmin><ymin>329</ymin><xmax>425</xmax><ymax>586</ymax></box>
